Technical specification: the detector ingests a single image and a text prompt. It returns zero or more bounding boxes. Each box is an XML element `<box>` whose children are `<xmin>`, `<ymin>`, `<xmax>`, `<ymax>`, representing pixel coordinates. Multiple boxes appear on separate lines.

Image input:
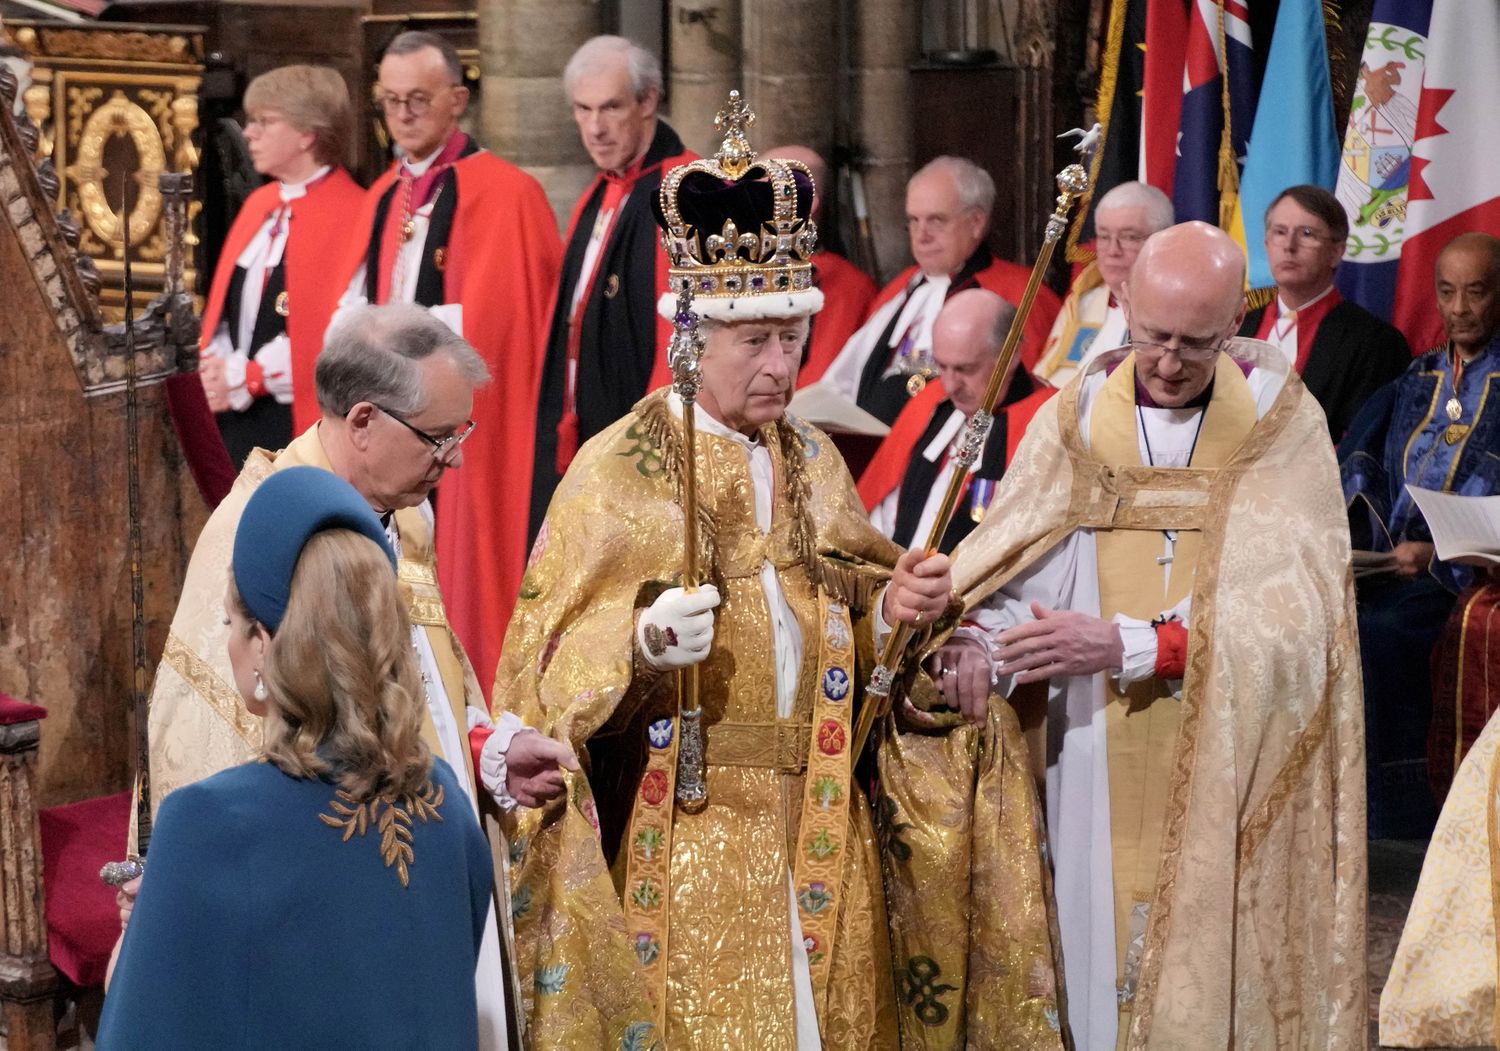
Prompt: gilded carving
<box><xmin>24</xmin><ymin>29</ymin><xmax>195</xmax><ymax>65</ymax></box>
<box><xmin>20</xmin><ymin>83</ymin><xmax>51</xmax><ymax>162</ymax></box>
<box><xmin>67</xmin><ymin>90</ymin><xmax>165</xmax><ymax>252</ymax></box>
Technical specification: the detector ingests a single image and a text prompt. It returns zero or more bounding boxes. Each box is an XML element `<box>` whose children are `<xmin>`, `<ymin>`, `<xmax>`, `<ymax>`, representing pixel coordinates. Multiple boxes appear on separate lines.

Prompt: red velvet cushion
<box><xmin>0</xmin><ymin>693</ymin><xmax>47</xmax><ymax>725</ymax></box>
<box><xmin>39</xmin><ymin>792</ymin><xmax>131</xmax><ymax>987</ymax></box>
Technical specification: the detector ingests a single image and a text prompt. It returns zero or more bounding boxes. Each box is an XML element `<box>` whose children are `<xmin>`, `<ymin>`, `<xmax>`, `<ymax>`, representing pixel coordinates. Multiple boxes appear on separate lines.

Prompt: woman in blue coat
<box><xmin>99</xmin><ymin>467</ymin><xmax>493</xmax><ymax>1050</ymax></box>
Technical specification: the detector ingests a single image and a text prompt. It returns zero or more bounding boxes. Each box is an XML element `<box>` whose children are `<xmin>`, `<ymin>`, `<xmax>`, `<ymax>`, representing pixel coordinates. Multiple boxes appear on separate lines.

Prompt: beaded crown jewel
<box><xmin>653</xmin><ymin>91</ymin><xmax>825</xmax><ymax>322</ymax></box>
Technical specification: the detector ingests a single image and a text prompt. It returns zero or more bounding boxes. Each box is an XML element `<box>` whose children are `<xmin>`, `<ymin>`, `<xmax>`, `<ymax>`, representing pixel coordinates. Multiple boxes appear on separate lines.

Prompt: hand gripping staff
<box><xmin>850</xmin><ymin>128</ymin><xmax>1100</xmax><ymax>760</ymax></box>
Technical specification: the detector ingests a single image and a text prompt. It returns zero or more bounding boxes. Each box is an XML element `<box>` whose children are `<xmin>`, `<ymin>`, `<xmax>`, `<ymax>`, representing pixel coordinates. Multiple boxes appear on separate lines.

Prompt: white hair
<box><xmin>1096</xmin><ymin>181</ymin><xmax>1174</xmax><ymax>233</ymax></box>
<box><xmin>912</xmin><ymin>156</ymin><xmax>996</xmax><ymax>218</ymax></box>
<box><xmin>563</xmin><ymin>35</ymin><xmax>662</xmax><ymax>101</ymax></box>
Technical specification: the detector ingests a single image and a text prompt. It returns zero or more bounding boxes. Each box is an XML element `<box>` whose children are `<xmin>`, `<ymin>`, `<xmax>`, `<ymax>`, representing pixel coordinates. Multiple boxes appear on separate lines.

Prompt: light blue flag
<box><xmin>1234</xmin><ymin>0</ymin><xmax>1341</xmax><ymax>289</ymax></box>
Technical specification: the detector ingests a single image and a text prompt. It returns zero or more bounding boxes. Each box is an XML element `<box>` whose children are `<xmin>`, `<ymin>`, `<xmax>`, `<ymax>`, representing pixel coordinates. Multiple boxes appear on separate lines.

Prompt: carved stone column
<box><xmin>0</xmin><ymin>714</ymin><xmax>58</xmax><ymax>1051</ymax></box>
<box><xmin>848</xmin><ymin>0</ymin><xmax>921</xmax><ymax>280</ymax></box>
<box><xmin>476</xmin><ymin>0</ymin><xmax>603</xmax><ymax>227</ymax></box>
<box><xmin>668</xmin><ymin>0</ymin><xmax>743</xmax><ymax>157</ymax></box>
<box><xmin>741</xmin><ymin>0</ymin><xmax>836</xmax><ymax>159</ymax></box>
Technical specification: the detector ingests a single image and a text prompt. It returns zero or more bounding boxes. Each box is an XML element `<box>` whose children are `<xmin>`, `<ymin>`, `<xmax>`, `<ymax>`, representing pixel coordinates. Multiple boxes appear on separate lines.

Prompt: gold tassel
<box><xmin>1214</xmin><ymin>0</ymin><xmax>1241</xmax><ymax>232</ymax></box>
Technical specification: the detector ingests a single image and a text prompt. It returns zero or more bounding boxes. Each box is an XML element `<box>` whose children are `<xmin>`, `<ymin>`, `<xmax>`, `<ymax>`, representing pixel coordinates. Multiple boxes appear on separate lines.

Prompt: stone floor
<box><xmin>1369</xmin><ymin>838</ymin><xmax>1491</xmax><ymax>1051</ymax></box>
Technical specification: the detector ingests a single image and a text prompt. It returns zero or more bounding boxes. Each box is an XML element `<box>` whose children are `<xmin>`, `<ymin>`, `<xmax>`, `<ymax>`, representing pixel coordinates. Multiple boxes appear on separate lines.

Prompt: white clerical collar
<box><xmin>667</xmin><ymin>392</ymin><xmax>764</xmax><ymax>451</ymax></box>
<box><xmin>1276</xmin><ymin>282</ymin><xmax>1335</xmax><ymax>318</ymax></box>
<box><xmin>278</xmin><ymin>165</ymin><xmax>330</xmax><ymax>203</ymax></box>
<box><xmin>403</xmin><ymin>143</ymin><xmax>446</xmax><ymax>177</ymax></box>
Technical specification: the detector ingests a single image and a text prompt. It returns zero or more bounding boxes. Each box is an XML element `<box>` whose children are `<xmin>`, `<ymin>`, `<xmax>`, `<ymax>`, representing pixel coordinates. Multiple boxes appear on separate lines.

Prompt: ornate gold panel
<box><xmin>3</xmin><ymin>21</ymin><xmax>204</xmax><ymax>321</ymax></box>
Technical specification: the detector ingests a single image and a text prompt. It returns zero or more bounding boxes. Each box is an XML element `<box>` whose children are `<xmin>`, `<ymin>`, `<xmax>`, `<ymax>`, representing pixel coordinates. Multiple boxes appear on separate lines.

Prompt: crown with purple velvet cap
<box><xmin>652</xmin><ymin>90</ymin><xmax>824</xmax><ymax>323</ymax></box>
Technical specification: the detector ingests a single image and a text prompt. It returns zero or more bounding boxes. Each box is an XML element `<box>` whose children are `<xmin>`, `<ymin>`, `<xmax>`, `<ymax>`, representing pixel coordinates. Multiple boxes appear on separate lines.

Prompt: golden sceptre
<box><xmin>851</xmin><ymin>128</ymin><xmax>1099</xmax><ymax>759</ymax></box>
<box><xmin>666</xmin><ymin>284</ymin><xmax>710</xmax><ymax>812</ymax></box>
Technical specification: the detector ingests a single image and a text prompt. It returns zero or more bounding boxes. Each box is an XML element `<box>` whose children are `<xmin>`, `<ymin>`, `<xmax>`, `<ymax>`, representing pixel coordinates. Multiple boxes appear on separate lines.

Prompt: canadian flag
<box><xmin>1391</xmin><ymin>0</ymin><xmax>1500</xmax><ymax>353</ymax></box>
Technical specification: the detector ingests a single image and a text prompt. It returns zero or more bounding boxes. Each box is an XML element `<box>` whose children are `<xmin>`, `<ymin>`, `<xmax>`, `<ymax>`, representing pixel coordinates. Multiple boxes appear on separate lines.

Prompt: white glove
<box><xmin>636</xmin><ymin>584</ymin><xmax>721</xmax><ymax>670</ymax></box>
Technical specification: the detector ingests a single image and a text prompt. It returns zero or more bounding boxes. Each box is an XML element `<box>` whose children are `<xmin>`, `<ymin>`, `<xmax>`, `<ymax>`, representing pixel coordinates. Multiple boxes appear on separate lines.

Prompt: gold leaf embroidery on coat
<box><xmin>317</xmin><ymin>780</ymin><xmax>445</xmax><ymax>887</ymax></box>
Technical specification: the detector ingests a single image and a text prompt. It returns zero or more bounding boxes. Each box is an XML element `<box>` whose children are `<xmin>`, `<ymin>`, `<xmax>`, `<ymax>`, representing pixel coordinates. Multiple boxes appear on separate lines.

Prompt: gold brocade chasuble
<box><xmin>1086</xmin><ymin>355</ymin><xmax>1256</xmax><ymax>1036</ymax></box>
<box><xmin>948</xmin><ymin>340</ymin><xmax>1368</xmax><ymax>1050</ymax></box>
<box><xmin>143</xmin><ymin>426</ymin><xmax>482</xmax><ymax>819</ymax></box>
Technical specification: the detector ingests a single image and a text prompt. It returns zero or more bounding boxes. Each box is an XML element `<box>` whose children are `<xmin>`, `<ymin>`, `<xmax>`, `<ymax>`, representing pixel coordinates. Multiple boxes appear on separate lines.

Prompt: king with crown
<box><xmin>491</xmin><ymin>94</ymin><xmax>1066</xmax><ymax>1050</ymax></box>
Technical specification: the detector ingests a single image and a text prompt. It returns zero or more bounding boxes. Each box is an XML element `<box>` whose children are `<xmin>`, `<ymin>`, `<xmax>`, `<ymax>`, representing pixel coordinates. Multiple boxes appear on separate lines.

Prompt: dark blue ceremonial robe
<box><xmin>1339</xmin><ymin>337</ymin><xmax>1500</xmax><ymax>837</ymax></box>
<box><xmin>97</xmin><ymin>757</ymin><xmax>491</xmax><ymax>1050</ymax></box>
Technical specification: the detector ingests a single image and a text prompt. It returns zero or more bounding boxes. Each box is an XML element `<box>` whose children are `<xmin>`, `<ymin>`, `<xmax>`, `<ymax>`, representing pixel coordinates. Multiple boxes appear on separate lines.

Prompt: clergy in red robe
<box><xmin>859</xmin><ymin>289</ymin><xmax>1053</xmax><ymax>553</ymax></box>
<box><xmin>336</xmin><ymin>31</ymin><xmax>562</xmax><ymax>695</ymax></box>
<box><xmin>759</xmin><ymin>145</ymin><xmax>878</xmax><ymax>387</ymax></box>
<box><xmin>528</xmin><ymin>36</ymin><xmax>695</xmax><ymax>543</ymax></box>
<box><xmin>199</xmin><ymin>64</ymin><xmax>363</xmax><ymax>471</ymax></box>
<box><xmin>820</xmin><ymin>156</ymin><xmax>1061</xmax><ymax>425</ymax></box>
<box><xmin>1238</xmin><ymin>184</ymin><xmax>1410</xmax><ymax>440</ymax></box>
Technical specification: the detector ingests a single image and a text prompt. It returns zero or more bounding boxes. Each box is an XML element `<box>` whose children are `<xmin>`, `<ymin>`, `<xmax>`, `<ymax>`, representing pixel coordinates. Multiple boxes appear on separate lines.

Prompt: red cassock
<box><xmin>339</xmin><ymin>151</ymin><xmax>563</xmax><ymax>696</ymax></box>
<box><xmin>856</xmin><ymin>379</ymin><xmax>1054</xmax><ymax>516</ymax></box>
<box><xmin>798</xmin><ymin>250</ymin><xmax>878</xmax><ymax>387</ymax></box>
<box><xmin>202</xmin><ymin>170</ymin><xmax>367</xmax><ymax>440</ymax></box>
<box><xmin>867</xmin><ymin>257</ymin><xmax>1061</xmax><ymax>376</ymax></box>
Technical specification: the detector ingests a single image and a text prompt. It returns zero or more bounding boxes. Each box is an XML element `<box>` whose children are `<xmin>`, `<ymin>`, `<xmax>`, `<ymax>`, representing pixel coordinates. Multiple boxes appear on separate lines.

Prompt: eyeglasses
<box><xmin>1095</xmin><ymin>229</ymin><xmax>1148</xmax><ymax>250</ymax></box>
<box><xmin>377</xmin><ymin>89</ymin><xmax>446</xmax><ymax>118</ymax></box>
<box><xmin>375</xmin><ymin>406</ymin><xmax>476</xmax><ymax>464</ymax></box>
<box><xmin>1129</xmin><ymin>338</ymin><xmax>1224</xmax><ymax>363</ymax></box>
<box><xmin>1266</xmin><ymin>224</ymin><xmax>1332</xmax><ymax>247</ymax></box>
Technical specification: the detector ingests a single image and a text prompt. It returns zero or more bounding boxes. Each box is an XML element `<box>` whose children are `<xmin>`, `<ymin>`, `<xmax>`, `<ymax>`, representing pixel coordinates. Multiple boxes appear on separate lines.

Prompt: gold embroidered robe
<box><xmin>949</xmin><ymin>342</ymin><xmax>1368</xmax><ymax>1049</ymax></box>
<box><xmin>495</xmin><ymin>391</ymin><xmax>901</xmax><ymax>1049</ymax></box>
<box><xmin>500</xmin><ymin>387</ymin><xmax>1073</xmax><ymax>1050</ymax></box>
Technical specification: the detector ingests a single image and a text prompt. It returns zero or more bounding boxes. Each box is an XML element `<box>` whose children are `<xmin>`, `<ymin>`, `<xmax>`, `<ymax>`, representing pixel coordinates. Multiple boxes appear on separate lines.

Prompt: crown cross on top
<box><xmin>714</xmin><ymin>90</ymin><xmax>756</xmax><ymax>179</ymax></box>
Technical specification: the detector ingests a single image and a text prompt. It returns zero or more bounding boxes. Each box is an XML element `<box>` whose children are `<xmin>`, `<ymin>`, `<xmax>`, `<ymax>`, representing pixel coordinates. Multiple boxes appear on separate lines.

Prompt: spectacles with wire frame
<box><xmin>1128</xmin><ymin>337</ymin><xmax>1225</xmax><ymax>363</ymax></box>
<box><xmin>375</xmin><ymin>405</ymin><xmax>476</xmax><ymax>464</ymax></box>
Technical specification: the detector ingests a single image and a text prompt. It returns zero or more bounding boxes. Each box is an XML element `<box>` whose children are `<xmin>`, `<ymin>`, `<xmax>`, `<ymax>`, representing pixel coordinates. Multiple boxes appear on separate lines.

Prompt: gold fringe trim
<box><xmin>1323</xmin><ymin>1</ymin><xmax>1350</xmax><ymax>127</ymax></box>
<box><xmin>1066</xmin><ymin>0</ymin><xmax>1130</xmax><ymax>262</ymax></box>
<box><xmin>1244</xmin><ymin>285</ymin><xmax>1276</xmax><ymax>311</ymax></box>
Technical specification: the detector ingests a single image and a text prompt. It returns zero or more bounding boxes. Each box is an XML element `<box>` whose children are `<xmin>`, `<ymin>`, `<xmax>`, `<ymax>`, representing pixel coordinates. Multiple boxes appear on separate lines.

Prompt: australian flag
<box><xmin>1173</xmin><ymin>0</ymin><xmax>1256</xmax><ymax>226</ymax></box>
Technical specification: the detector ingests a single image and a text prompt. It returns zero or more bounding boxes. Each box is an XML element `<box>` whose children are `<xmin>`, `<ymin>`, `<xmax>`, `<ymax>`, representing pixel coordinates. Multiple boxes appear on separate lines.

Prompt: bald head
<box><xmin>1124</xmin><ymin>221</ymin><xmax>1248</xmax><ymax>407</ymax></box>
<box><xmin>765</xmin><ymin>144</ymin><xmax>827</xmax><ymax>220</ymax></box>
<box><xmin>1436</xmin><ymin>232</ymin><xmax>1500</xmax><ymax>355</ymax></box>
<box><xmin>1128</xmin><ymin>221</ymin><xmax>1246</xmax><ymax>328</ymax></box>
<box><xmin>931</xmin><ymin>288</ymin><xmax>1017</xmax><ymax>417</ymax></box>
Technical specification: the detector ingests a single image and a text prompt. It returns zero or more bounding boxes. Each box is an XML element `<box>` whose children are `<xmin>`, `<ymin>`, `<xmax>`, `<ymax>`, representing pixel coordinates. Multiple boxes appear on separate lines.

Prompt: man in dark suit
<box><xmin>1239</xmin><ymin>183</ymin><xmax>1410</xmax><ymax>439</ymax></box>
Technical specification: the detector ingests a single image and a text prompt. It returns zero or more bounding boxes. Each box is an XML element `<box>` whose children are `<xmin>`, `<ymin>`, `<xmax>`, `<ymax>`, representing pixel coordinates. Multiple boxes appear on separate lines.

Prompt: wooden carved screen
<box><xmin>3</xmin><ymin>20</ymin><xmax>204</xmax><ymax>321</ymax></box>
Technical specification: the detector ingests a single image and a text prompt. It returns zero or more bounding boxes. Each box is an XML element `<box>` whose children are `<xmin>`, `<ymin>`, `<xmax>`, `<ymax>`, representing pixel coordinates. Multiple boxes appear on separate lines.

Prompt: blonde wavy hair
<box><xmin>228</xmin><ymin>529</ymin><xmax>430</xmax><ymax>799</ymax></box>
<box><xmin>243</xmin><ymin>64</ymin><xmax>351</xmax><ymax>167</ymax></box>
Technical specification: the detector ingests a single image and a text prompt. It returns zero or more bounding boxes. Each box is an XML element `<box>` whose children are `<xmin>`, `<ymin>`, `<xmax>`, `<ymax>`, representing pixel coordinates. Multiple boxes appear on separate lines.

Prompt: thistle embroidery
<box><xmin>619</xmin><ymin>422</ymin><xmax>666</xmax><ymax>477</ymax></box>
<box><xmin>633</xmin><ymin>826</ymin><xmax>665</xmax><ymax>860</ymax></box>
<box><xmin>318</xmin><ymin>780</ymin><xmax>444</xmax><ymax>888</ymax></box>
<box><xmin>535</xmin><ymin>963</ymin><xmax>570</xmax><ymax>996</ymax></box>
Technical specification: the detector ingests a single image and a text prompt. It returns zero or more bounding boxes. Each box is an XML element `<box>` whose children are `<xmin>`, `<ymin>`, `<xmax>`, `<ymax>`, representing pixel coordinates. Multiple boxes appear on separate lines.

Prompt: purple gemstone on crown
<box><xmin>749</xmin><ymin>275</ymin><xmax>766</xmax><ymax>290</ymax></box>
<box><xmin>699</xmin><ymin>276</ymin><xmax>715</xmax><ymax>292</ymax></box>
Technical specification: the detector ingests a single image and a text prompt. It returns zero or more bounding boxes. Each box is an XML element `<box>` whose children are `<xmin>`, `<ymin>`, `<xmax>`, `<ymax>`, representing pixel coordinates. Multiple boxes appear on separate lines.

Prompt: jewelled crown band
<box><xmin>653</xmin><ymin>90</ymin><xmax>825</xmax><ymax>322</ymax></box>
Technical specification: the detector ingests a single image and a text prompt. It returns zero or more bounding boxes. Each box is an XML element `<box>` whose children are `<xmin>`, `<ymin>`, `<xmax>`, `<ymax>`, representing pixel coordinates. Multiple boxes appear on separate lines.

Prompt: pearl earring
<box><xmin>253</xmin><ymin>671</ymin><xmax>268</xmax><ymax>702</ymax></box>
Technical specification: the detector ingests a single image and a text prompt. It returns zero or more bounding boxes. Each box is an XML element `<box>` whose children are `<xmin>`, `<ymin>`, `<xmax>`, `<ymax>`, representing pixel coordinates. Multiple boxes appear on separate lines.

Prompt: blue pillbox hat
<box><xmin>232</xmin><ymin>466</ymin><xmax>397</xmax><ymax>632</ymax></box>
